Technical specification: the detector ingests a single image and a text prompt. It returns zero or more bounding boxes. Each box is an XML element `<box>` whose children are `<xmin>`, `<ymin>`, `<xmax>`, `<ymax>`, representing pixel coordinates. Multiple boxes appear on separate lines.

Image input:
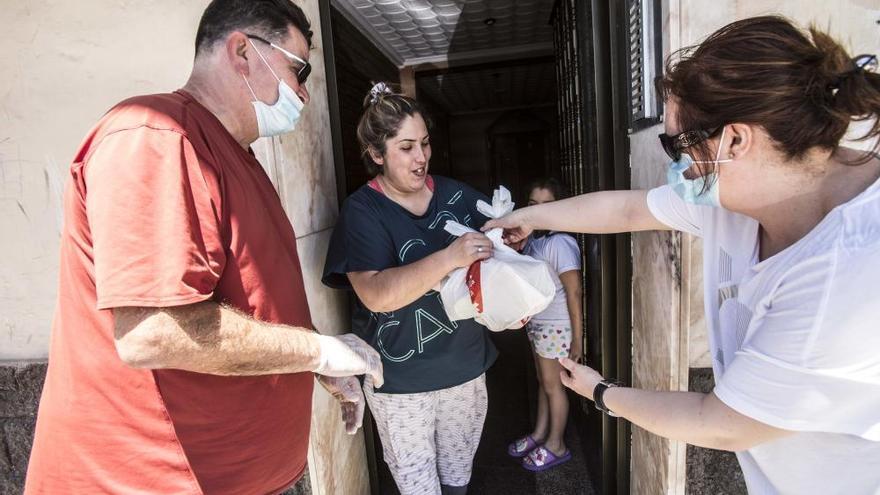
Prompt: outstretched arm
<box><xmin>558</xmin><ymin>358</ymin><xmax>791</xmax><ymax>451</ymax></box>
<box><xmin>483</xmin><ymin>190</ymin><xmax>669</xmax><ymax>243</ymax></box>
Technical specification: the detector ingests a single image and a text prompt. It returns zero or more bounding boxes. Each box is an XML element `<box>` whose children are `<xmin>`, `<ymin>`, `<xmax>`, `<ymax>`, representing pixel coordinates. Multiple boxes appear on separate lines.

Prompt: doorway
<box><xmin>320</xmin><ymin>0</ymin><xmax>634</xmax><ymax>493</ymax></box>
<box><xmin>487</xmin><ymin>110</ymin><xmax>554</xmax><ymax>204</ymax></box>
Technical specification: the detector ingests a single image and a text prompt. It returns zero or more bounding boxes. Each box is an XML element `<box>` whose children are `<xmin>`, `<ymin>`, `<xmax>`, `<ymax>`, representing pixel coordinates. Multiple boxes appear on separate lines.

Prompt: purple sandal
<box><xmin>507</xmin><ymin>435</ymin><xmax>542</xmax><ymax>458</ymax></box>
<box><xmin>522</xmin><ymin>445</ymin><xmax>572</xmax><ymax>472</ymax></box>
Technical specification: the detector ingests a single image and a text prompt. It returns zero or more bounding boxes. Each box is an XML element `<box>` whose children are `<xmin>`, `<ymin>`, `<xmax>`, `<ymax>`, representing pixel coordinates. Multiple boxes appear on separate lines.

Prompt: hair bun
<box><xmin>367</xmin><ymin>82</ymin><xmax>394</xmax><ymax>107</ymax></box>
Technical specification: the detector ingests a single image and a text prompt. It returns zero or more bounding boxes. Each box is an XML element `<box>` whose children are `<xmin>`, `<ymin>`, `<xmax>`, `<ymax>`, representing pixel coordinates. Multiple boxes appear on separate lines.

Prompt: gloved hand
<box><xmin>316</xmin><ymin>375</ymin><xmax>365</xmax><ymax>435</ymax></box>
<box><xmin>314</xmin><ymin>333</ymin><xmax>384</xmax><ymax>388</ymax></box>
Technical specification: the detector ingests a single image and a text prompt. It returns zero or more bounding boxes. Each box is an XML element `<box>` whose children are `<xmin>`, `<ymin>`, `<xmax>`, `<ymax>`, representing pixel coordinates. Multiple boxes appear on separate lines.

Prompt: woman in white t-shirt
<box><xmin>507</xmin><ymin>178</ymin><xmax>584</xmax><ymax>472</ymax></box>
<box><xmin>485</xmin><ymin>16</ymin><xmax>880</xmax><ymax>494</ymax></box>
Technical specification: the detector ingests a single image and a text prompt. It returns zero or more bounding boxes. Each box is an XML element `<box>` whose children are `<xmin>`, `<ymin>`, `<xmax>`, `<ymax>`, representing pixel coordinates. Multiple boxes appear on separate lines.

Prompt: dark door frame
<box><xmin>590</xmin><ymin>2</ymin><xmax>634</xmax><ymax>494</ymax></box>
<box><xmin>319</xmin><ymin>0</ymin><xmax>348</xmax><ymax>212</ymax></box>
<box><xmin>323</xmin><ymin>0</ymin><xmax>633</xmax><ymax>493</ymax></box>
<box><xmin>318</xmin><ymin>2</ymin><xmax>384</xmax><ymax>494</ymax></box>
<box><xmin>552</xmin><ymin>0</ymin><xmax>633</xmax><ymax>493</ymax></box>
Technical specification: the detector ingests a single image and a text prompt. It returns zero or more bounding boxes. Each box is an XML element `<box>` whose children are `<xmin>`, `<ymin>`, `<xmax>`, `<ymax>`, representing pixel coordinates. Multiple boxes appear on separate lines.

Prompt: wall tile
<box><xmin>629</xmin><ymin>125</ymin><xmax>689</xmax><ymax>495</ymax></box>
<box><xmin>295</xmin><ymin>230</ymin><xmax>369</xmax><ymax>495</ymax></box>
<box><xmin>633</xmin><ymin>3</ymin><xmax>877</xmax><ymax>494</ymax></box>
<box><xmin>295</xmin><ymin>229</ymin><xmax>349</xmax><ymax>337</ymax></box>
<box><xmin>252</xmin><ymin>0</ymin><xmax>340</xmax><ymax>239</ymax></box>
<box><xmin>261</xmin><ymin>2</ymin><xmax>369</xmax><ymax>492</ymax></box>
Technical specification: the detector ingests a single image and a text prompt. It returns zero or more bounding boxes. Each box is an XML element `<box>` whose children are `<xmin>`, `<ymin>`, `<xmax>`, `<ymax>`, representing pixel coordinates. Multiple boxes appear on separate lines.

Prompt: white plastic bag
<box><xmin>438</xmin><ymin>187</ymin><xmax>556</xmax><ymax>332</ymax></box>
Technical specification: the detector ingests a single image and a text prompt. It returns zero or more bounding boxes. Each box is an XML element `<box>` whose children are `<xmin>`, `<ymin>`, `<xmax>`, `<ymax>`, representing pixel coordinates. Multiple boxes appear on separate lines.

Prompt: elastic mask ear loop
<box><xmin>693</xmin><ymin>127</ymin><xmax>732</xmax><ymax>165</ymax></box>
<box><xmin>241</xmin><ymin>74</ymin><xmax>259</xmax><ymax>102</ymax></box>
<box><xmin>713</xmin><ymin>127</ymin><xmax>727</xmax><ymax>165</ymax></box>
<box><xmin>248</xmin><ymin>39</ymin><xmax>282</xmax><ymax>83</ymax></box>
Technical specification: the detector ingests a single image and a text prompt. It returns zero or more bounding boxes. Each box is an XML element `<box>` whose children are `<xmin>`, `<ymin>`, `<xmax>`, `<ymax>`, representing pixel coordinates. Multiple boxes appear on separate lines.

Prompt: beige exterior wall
<box><xmin>629</xmin><ymin>1</ymin><xmax>879</xmax><ymax>494</ymax></box>
<box><xmin>1</xmin><ymin>0</ymin><xmax>209</xmax><ymax>360</ymax></box>
<box><xmin>0</xmin><ymin>1</ymin><xmax>368</xmax><ymax>493</ymax></box>
<box><xmin>679</xmin><ymin>0</ymin><xmax>880</xmax><ymax>371</ymax></box>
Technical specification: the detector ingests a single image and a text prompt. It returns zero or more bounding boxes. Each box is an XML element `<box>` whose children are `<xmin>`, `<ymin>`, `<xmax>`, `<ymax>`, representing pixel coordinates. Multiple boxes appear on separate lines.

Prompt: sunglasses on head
<box><xmin>245</xmin><ymin>34</ymin><xmax>312</xmax><ymax>85</ymax></box>
<box><xmin>658</xmin><ymin>126</ymin><xmax>723</xmax><ymax>161</ymax></box>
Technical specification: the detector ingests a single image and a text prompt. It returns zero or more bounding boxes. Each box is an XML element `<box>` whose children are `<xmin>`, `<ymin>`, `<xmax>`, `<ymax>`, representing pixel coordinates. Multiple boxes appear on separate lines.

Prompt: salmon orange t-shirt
<box><xmin>25</xmin><ymin>91</ymin><xmax>315</xmax><ymax>494</ymax></box>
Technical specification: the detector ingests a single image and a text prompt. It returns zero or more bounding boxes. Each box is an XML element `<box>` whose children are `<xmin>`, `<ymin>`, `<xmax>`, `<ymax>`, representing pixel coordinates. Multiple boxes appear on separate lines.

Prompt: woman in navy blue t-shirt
<box><xmin>323</xmin><ymin>83</ymin><xmax>497</xmax><ymax>495</ymax></box>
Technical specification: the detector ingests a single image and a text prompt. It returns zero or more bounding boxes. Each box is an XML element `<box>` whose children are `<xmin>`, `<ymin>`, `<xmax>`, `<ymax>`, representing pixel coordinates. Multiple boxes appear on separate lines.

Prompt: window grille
<box><xmin>627</xmin><ymin>0</ymin><xmax>662</xmax><ymax>131</ymax></box>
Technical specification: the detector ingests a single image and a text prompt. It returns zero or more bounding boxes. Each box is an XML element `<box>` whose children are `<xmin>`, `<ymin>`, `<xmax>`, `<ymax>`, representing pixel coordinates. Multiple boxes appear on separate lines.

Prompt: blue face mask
<box><xmin>242</xmin><ymin>39</ymin><xmax>305</xmax><ymax>137</ymax></box>
<box><xmin>666</xmin><ymin>127</ymin><xmax>732</xmax><ymax>207</ymax></box>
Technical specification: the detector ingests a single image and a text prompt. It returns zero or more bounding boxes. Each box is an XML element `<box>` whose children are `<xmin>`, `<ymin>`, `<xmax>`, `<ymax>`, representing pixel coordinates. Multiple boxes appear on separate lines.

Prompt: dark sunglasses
<box><xmin>245</xmin><ymin>34</ymin><xmax>312</xmax><ymax>85</ymax></box>
<box><xmin>658</xmin><ymin>126</ymin><xmax>722</xmax><ymax>161</ymax></box>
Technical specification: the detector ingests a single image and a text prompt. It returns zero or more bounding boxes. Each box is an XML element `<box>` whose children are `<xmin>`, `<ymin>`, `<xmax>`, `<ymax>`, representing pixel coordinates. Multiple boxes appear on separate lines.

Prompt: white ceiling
<box><xmin>330</xmin><ymin>0</ymin><xmax>556</xmax><ymax>67</ymax></box>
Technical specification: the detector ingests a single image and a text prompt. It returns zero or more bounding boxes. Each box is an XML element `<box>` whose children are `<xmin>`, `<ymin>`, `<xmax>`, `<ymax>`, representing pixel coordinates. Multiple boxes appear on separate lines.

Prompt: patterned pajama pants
<box><xmin>363</xmin><ymin>374</ymin><xmax>489</xmax><ymax>495</ymax></box>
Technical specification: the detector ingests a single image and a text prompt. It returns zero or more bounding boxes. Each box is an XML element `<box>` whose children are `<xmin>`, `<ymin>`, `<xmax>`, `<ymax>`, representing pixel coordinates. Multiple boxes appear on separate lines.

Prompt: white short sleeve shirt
<box><xmin>523</xmin><ymin>233</ymin><xmax>582</xmax><ymax>324</ymax></box>
<box><xmin>647</xmin><ymin>182</ymin><xmax>880</xmax><ymax>494</ymax></box>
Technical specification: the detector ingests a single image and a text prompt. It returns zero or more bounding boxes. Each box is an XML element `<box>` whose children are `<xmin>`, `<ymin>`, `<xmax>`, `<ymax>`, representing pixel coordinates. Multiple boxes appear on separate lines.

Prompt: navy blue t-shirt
<box><xmin>322</xmin><ymin>175</ymin><xmax>498</xmax><ymax>394</ymax></box>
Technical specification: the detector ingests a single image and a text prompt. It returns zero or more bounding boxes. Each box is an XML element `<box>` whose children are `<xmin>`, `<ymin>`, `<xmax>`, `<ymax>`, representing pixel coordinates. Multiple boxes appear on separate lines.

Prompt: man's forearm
<box><xmin>113</xmin><ymin>301</ymin><xmax>322</xmax><ymax>376</ymax></box>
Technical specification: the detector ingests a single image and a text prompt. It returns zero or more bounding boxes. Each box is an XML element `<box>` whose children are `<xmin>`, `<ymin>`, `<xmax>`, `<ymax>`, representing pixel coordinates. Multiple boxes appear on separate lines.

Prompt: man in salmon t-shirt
<box><xmin>24</xmin><ymin>1</ymin><xmax>383</xmax><ymax>493</ymax></box>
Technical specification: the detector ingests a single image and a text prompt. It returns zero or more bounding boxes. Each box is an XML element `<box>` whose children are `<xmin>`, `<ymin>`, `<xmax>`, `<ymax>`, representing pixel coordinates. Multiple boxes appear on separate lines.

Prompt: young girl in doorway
<box><xmin>508</xmin><ymin>177</ymin><xmax>584</xmax><ymax>471</ymax></box>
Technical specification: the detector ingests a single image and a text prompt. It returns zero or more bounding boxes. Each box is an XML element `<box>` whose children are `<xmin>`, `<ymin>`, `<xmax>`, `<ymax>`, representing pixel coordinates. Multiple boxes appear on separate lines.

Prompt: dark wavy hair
<box><xmin>356</xmin><ymin>83</ymin><xmax>431</xmax><ymax>176</ymax></box>
<box><xmin>657</xmin><ymin>15</ymin><xmax>880</xmax><ymax>179</ymax></box>
<box><xmin>526</xmin><ymin>177</ymin><xmax>569</xmax><ymax>203</ymax></box>
<box><xmin>195</xmin><ymin>0</ymin><xmax>313</xmax><ymax>55</ymax></box>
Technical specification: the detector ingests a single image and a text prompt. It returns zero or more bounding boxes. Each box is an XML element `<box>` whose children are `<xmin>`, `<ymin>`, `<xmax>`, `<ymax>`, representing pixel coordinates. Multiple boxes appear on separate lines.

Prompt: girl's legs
<box><xmin>535</xmin><ymin>355</ymin><xmax>569</xmax><ymax>455</ymax></box>
<box><xmin>530</xmin><ymin>350</ymin><xmax>550</xmax><ymax>442</ymax></box>
<box><xmin>524</xmin><ymin>322</ymin><xmax>572</xmax><ymax>457</ymax></box>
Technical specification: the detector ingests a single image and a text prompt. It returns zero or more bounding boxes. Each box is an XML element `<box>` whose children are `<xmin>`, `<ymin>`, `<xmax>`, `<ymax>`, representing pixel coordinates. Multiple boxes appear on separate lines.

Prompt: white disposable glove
<box><xmin>316</xmin><ymin>375</ymin><xmax>365</xmax><ymax>435</ymax></box>
<box><xmin>314</xmin><ymin>333</ymin><xmax>384</xmax><ymax>388</ymax></box>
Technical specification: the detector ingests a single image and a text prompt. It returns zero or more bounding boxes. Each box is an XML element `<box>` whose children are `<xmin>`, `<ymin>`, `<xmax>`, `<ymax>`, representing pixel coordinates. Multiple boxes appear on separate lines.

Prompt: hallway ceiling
<box><xmin>417</xmin><ymin>61</ymin><xmax>556</xmax><ymax>114</ymax></box>
<box><xmin>330</xmin><ymin>0</ymin><xmax>555</xmax><ymax>67</ymax></box>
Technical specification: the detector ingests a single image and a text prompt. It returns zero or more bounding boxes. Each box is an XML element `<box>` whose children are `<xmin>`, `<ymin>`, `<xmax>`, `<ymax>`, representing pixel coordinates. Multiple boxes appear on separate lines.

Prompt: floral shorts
<box><xmin>525</xmin><ymin>321</ymin><xmax>572</xmax><ymax>359</ymax></box>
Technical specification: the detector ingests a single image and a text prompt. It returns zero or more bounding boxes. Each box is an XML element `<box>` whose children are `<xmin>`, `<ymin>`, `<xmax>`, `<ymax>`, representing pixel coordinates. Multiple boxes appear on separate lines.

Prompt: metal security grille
<box><xmin>551</xmin><ymin>0</ymin><xmax>595</xmax><ymax>405</ymax></box>
<box><xmin>552</xmin><ymin>0</ymin><xmax>591</xmax><ymax>197</ymax></box>
<box><xmin>627</xmin><ymin>0</ymin><xmax>662</xmax><ymax>130</ymax></box>
<box><xmin>552</xmin><ymin>0</ymin><xmax>604</xmax><ymax>487</ymax></box>
<box><xmin>552</xmin><ymin>1</ymin><xmax>634</xmax><ymax>493</ymax></box>
<box><xmin>551</xmin><ymin>0</ymin><xmax>594</xmax><ymax>350</ymax></box>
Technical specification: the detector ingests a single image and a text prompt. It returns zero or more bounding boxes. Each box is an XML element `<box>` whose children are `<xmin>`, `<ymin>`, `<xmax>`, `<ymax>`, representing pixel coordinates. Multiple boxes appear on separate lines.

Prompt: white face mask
<box><xmin>242</xmin><ymin>39</ymin><xmax>305</xmax><ymax>137</ymax></box>
<box><xmin>666</xmin><ymin>127</ymin><xmax>733</xmax><ymax>208</ymax></box>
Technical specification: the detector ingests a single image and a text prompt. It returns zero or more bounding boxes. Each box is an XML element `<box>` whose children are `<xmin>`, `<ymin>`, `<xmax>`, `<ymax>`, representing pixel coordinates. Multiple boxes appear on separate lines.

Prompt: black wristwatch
<box><xmin>593</xmin><ymin>380</ymin><xmax>622</xmax><ymax>417</ymax></box>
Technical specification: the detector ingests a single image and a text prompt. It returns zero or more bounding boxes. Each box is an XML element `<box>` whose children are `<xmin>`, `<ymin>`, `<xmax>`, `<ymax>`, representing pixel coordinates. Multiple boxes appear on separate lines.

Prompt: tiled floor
<box><xmin>372</xmin><ymin>329</ymin><xmax>597</xmax><ymax>495</ymax></box>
